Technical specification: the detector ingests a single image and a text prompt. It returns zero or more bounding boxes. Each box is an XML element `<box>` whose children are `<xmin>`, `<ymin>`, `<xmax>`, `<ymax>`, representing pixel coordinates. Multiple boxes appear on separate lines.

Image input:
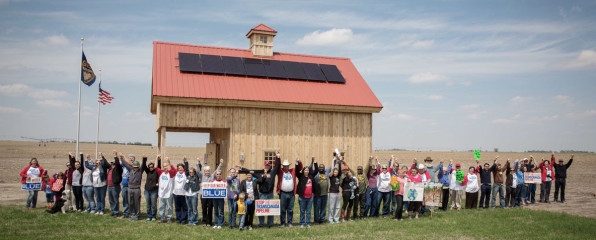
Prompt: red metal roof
<box><xmin>151</xmin><ymin>41</ymin><xmax>383</xmax><ymax>112</ymax></box>
<box><xmin>249</xmin><ymin>23</ymin><xmax>277</xmax><ymax>33</ymax></box>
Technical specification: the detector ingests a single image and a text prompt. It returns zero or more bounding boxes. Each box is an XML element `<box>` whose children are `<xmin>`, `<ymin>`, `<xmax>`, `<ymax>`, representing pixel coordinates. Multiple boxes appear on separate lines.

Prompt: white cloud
<box><xmin>36</xmin><ymin>100</ymin><xmax>72</xmax><ymax>108</ymax></box>
<box><xmin>408</xmin><ymin>72</ymin><xmax>447</xmax><ymax>84</ymax></box>
<box><xmin>553</xmin><ymin>95</ymin><xmax>572</xmax><ymax>105</ymax></box>
<box><xmin>0</xmin><ymin>106</ymin><xmax>22</xmax><ymax>113</ymax></box>
<box><xmin>460</xmin><ymin>104</ymin><xmax>479</xmax><ymax>110</ymax></box>
<box><xmin>492</xmin><ymin>114</ymin><xmax>521</xmax><ymax>124</ymax></box>
<box><xmin>30</xmin><ymin>34</ymin><xmax>70</xmax><ymax>47</ymax></box>
<box><xmin>0</xmin><ymin>83</ymin><xmax>68</xmax><ymax>99</ymax></box>
<box><xmin>467</xmin><ymin>110</ymin><xmax>488</xmax><ymax>120</ymax></box>
<box><xmin>510</xmin><ymin>96</ymin><xmax>530</xmax><ymax>105</ymax></box>
<box><xmin>296</xmin><ymin>28</ymin><xmax>356</xmax><ymax>46</ymax></box>
<box><xmin>425</xmin><ymin>95</ymin><xmax>443</xmax><ymax>100</ymax></box>
<box><xmin>565</xmin><ymin>110</ymin><xmax>596</xmax><ymax>119</ymax></box>
<box><xmin>560</xmin><ymin>50</ymin><xmax>596</xmax><ymax>69</ymax></box>
<box><xmin>412</xmin><ymin>40</ymin><xmax>434</xmax><ymax>49</ymax></box>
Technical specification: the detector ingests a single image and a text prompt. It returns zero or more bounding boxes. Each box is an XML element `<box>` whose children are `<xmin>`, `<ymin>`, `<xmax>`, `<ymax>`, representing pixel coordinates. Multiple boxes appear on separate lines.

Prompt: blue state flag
<box><xmin>81</xmin><ymin>51</ymin><xmax>96</xmax><ymax>86</ymax></box>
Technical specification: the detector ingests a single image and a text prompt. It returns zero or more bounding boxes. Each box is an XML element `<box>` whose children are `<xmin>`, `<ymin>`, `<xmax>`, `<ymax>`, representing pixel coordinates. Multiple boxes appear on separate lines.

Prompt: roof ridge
<box><xmin>153</xmin><ymin>41</ymin><xmax>350</xmax><ymax>61</ymax></box>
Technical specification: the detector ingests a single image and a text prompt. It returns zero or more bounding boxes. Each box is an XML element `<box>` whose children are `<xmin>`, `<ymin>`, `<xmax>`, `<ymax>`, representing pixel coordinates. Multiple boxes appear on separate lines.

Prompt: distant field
<box><xmin>1</xmin><ymin>140</ymin><xmax>595</xmax><ymax>219</ymax></box>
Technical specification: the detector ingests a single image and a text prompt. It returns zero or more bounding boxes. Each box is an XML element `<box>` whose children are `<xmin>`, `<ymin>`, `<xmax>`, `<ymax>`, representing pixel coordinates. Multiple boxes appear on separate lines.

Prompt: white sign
<box><xmin>201</xmin><ymin>182</ymin><xmax>227</xmax><ymax>198</ymax></box>
<box><xmin>404</xmin><ymin>182</ymin><xmax>425</xmax><ymax>202</ymax></box>
<box><xmin>524</xmin><ymin>173</ymin><xmax>542</xmax><ymax>184</ymax></box>
<box><xmin>255</xmin><ymin>199</ymin><xmax>280</xmax><ymax>216</ymax></box>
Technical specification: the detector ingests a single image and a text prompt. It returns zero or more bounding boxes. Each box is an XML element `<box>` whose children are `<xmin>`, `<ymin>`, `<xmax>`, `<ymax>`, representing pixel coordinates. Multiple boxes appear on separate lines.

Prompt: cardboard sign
<box><xmin>456</xmin><ymin>170</ymin><xmax>464</xmax><ymax>182</ymax></box>
<box><xmin>423</xmin><ymin>183</ymin><xmax>443</xmax><ymax>207</ymax></box>
<box><xmin>201</xmin><ymin>182</ymin><xmax>227</xmax><ymax>198</ymax></box>
<box><xmin>404</xmin><ymin>182</ymin><xmax>425</xmax><ymax>202</ymax></box>
<box><xmin>524</xmin><ymin>173</ymin><xmax>542</xmax><ymax>184</ymax></box>
<box><xmin>255</xmin><ymin>199</ymin><xmax>280</xmax><ymax>216</ymax></box>
<box><xmin>474</xmin><ymin>149</ymin><xmax>481</xmax><ymax>160</ymax></box>
<box><xmin>21</xmin><ymin>177</ymin><xmax>41</xmax><ymax>191</ymax></box>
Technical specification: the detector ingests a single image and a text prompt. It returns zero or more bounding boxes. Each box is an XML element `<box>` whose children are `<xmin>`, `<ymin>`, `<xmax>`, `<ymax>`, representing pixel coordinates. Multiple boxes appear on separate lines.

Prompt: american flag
<box><xmin>98</xmin><ymin>84</ymin><xmax>114</xmax><ymax>105</ymax></box>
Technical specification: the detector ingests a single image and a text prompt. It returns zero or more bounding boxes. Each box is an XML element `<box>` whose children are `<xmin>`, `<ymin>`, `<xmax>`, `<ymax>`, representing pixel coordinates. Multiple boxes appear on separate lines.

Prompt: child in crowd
<box><xmin>237</xmin><ymin>192</ymin><xmax>253</xmax><ymax>230</ymax></box>
<box><xmin>42</xmin><ymin>171</ymin><xmax>53</xmax><ymax>209</ymax></box>
<box><xmin>50</xmin><ymin>172</ymin><xmax>65</xmax><ymax>202</ymax></box>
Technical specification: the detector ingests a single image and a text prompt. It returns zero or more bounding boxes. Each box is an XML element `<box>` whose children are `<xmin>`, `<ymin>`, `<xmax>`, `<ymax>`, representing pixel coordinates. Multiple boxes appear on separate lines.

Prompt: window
<box><xmin>259</xmin><ymin>36</ymin><xmax>267</xmax><ymax>44</ymax></box>
<box><xmin>264</xmin><ymin>151</ymin><xmax>276</xmax><ymax>162</ymax></box>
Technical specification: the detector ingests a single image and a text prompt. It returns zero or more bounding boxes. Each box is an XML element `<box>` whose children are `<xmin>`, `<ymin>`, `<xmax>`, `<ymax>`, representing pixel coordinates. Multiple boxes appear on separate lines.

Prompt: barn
<box><xmin>151</xmin><ymin>24</ymin><xmax>382</xmax><ymax>171</ymax></box>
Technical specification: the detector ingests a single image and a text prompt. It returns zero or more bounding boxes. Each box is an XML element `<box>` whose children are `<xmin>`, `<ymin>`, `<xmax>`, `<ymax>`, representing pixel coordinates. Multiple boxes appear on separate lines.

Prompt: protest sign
<box><xmin>404</xmin><ymin>182</ymin><xmax>425</xmax><ymax>202</ymax></box>
<box><xmin>524</xmin><ymin>172</ymin><xmax>542</xmax><ymax>184</ymax></box>
<box><xmin>21</xmin><ymin>177</ymin><xmax>41</xmax><ymax>191</ymax></box>
<box><xmin>423</xmin><ymin>183</ymin><xmax>443</xmax><ymax>207</ymax></box>
<box><xmin>255</xmin><ymin>199</ymin><xmax>280</xmax><ymax>216</ymax></box>
<box><xmin>456</xmin><ymin>170</ymin><xmax>464</xmax><ymax>182</ymax></box>
<box><xmin>474</xmin><ymin>149</ymin><xmax>481</xmax><ymax>160</ymax></box>
<box><xmin>201</xmin><ymin>182</ymin><xmax>227</xmax><ymax>198</ymax></box>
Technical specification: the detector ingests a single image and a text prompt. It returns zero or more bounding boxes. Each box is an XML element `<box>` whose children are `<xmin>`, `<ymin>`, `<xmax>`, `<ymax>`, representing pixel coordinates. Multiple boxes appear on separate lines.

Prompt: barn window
<box><xmin>259</xmin><ymin>36</ymin><xmax>267</xmax><ymax>44</ymax></box>
<box><xmin>264</xmin><ymin>151</ymin><xmax>276</xmax><ymax>162</ymax></box>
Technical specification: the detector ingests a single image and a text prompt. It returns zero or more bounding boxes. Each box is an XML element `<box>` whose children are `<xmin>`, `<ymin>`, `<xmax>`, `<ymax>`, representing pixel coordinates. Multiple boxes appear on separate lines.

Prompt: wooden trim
<box><xmin>151</xmin><ymin>96</ymin><xmax>382</xmax><ymax>114</ymax></box>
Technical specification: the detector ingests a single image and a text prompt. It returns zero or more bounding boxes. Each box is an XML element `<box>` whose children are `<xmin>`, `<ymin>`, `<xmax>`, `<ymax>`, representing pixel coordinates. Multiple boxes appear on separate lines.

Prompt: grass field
<box><xmin>1</xmin><ymin>203</ymin><xmax>595</xmax><ymax>240</ymax></box>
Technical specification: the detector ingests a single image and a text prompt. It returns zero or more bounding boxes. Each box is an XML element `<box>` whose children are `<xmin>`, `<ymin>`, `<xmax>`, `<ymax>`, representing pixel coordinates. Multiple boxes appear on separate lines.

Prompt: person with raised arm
<box><xmin>436</xmin><ymin>160</ymin><xmax>450</xmax><ymax>211</ymax></box>
<box><xmin>311</xmin><ymin>156</ymin><xmax>332</xmax><ymax>224</ymax></box>
<box><xmin>327</xmin><ymin>155</ymin><xmax>342</xmax><ymax>223</ymax></box>
<box><xmin>491</xmin><ymin>157</ymin><xmax>507</xmax><ymax>208</ymax></box>
<box><xmin>377</xmin><ymin>156</ymin><xmax>393</xmax><ymax>218</ymax></box>
<box><xmin>107</xmin><ymin>151</ymin><xmax>123</xmax><ymax>217</ymax></box>
<box><xmin>226</xmin><ymin>165</ymin><xmax>241</xmax><ymax>229</ymax></box>
<box><xmin>463</xmin><ymin>166</ymin><xmax>479</xmax><ymax>209</ymax></box>
<box><xmin>255</xmin><ymin>152</ymin><xmax>280</xmax><ymax>228</ymax></box>
<box><xmin>339</xmin><ymin>160</ymin><xmax>357</xmax><ymax>222</ymax></box>
<box><xmin>505</xmin><ymin>159</ymin><xmax>517</xmax><ymax>208</ymax></box>
<box><xmin>476</xmin><ymin>158</ymin><xmax>495</xmax><ymax>209</ymax></box>
<box><xmin>538</xmin><ymin>156</ymin><xmax>555</xmax><ymax>203</ymax></box>
<box><xmin>69</xmin><ymin>152</ymin><xmax>84</xmax><ymax>212</ymax></box>
<box><xmin>171</xmin><ymin>156</ymin><xmax>189</xmax><ymax>224</ymax></box>
<box><xmin>296</xmin><ymin>157</ymin><xmax>318</xmax><ymax>228</ymax></box>
<box><xmin>119</xmin><ymin>152</ymin><xmax>144</xmax><ymax>220</ymax></box>
<box><xmin>239</xmin><ymin>169</ymin><xmax>257</xmax><ymax>230</ymax></box>
<box><xmin>81</xmin><ymin>153</ymin><xmax>96</xmax><ymax>213</ymax></box>
<box><xmin>200</xmin><ymin>157</ymin><xmax>221</xmax><ymax>226</ymax></box>
<box><xmin>449</xmin><ymin>160</ymin><xmax>464</xmax><ymax>211</ymax></box>
<box><xmin>85</xmin><ymin>152</ymin><xmax>110</xmax><ymax>215</ymax></box>
<box><xmin>364</xmin><ymin>156</ymin><xmax>381</xmax><ymax>217</ymax></box>
<box><xmin>353</xmin><ymin>162</ymin><xmax>368</xmax><ymax>220</ymax></box>
<box><xmin>156</xmin><ymin>156</ymin><xmax>176</xmax><ymax>223</ymax></box>
<box><xmin>513</xmin><ymin>159</ymin><xmax>527</xmax><ymax>206</ymax></box>
<box><xmin>553</xmin><ymin>155</ymin><xmax>573</xmax><ymax>203</ymax></box>
<box><xmin>185</xmin><ymin>164</ymin><xmax>201</xmax><ymax>226</ymax></box>
<box><xmin>212</xmin><ymin>166</ymin><xmax>225</xmax><ymax>229</ymax></box>
<box><xmin>143</xmin><ymin>154</ymin><xmax>159</xmax><ymax>222</ymax></box>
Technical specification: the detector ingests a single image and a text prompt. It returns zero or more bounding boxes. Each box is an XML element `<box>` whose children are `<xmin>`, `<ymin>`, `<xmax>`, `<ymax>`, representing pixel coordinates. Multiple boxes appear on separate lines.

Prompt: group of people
<box><xmin>20</xmin><ymin>151</ymin><xmax>574</xmax><ymax>230</ymax></box>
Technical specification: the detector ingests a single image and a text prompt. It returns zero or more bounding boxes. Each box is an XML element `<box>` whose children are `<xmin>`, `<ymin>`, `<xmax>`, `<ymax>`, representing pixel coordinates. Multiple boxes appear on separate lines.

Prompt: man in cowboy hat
<box><xmin>276</xmin><ymin>156</ymin><xmax>303</xmax><ymax>227</ymax></box>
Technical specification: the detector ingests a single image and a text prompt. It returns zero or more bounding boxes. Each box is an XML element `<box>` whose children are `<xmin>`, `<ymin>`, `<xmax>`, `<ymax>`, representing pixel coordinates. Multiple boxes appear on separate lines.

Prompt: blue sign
<box><xmin>201</xmin><ymin>182</ymin><xmax>227</xmax><ymax>198</ymax></box>
<box><xmin>22</xmin><ymin>183</ymin><xmax>41</xmax><ymax>191</ymax></box>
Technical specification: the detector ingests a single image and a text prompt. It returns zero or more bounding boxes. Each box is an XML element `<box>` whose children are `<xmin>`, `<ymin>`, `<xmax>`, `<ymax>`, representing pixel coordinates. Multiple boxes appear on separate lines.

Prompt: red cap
<box><xmin>455</xmin><ymin>163</ymin><xmax>461</xmax><ymax>167</ymax></box>
<box><xmin>342</xmin><ymin>166</ymin><xmax>349</xmax><ymax>171</ymax></box>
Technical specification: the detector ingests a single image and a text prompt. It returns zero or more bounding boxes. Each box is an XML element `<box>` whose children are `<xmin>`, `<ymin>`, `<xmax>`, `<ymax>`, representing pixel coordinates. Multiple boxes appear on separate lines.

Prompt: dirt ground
<box><xmin>2</xmin><ymin>141</ymin><xmax>594</xmax><ymax>218</ymax></box>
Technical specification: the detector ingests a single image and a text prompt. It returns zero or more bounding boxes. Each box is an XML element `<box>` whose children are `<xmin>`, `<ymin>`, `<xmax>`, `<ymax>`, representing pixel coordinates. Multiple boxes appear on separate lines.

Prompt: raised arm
<box><xmin>566</xmin><ymin>155</ymin><xmax>573</xmax><ymax>169</ymax></box>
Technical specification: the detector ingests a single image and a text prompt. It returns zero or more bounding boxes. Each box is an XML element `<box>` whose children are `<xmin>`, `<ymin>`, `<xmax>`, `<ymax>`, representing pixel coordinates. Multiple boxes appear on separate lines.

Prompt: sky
<box><xmin>0</xmin><ymin>0</ymin><xmax>595</xmax><ymax>152</ymax></box>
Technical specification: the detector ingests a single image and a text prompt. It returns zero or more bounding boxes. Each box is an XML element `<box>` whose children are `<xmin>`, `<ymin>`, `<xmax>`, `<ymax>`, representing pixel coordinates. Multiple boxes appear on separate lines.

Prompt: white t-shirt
<box><xmin>92</xmin><ymin>168</ymin><xmax>106</xmax><ymax>188</ymax></box>
<box><xmin>158</xmin><ymin>172</ymin><xmax>174</xmax><ymax>198</ymax></box>
<box><xmin>27</xmin><ymin>167</ymin><xmax>41</xmax><ymax>179</ymax></box>
<box><xmin>172</xmin><ymin>172</ymin><xmax>187</xmax><ymax>196</ymax></box>
<box><xmin>246</xmin><ymin>181</ymin><xmax>254</xmax><ymax>197</ymax></box>
<box><xmin>465</xmin><ymin>174</ymin><xmax>479</xmax><ymax>193</ymax></box>
<box><xmin>378</xmin><ymin>172</ymin><xmax>391</xmax><ymax>192</ymax></box>
<box><xmin>281</xmin><ymin>172</ymin><xmax>294</xmax><ymax>192</ymax></box>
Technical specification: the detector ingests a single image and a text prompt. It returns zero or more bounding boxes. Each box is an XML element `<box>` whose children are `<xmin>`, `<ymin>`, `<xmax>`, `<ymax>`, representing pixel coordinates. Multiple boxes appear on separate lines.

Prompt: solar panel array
<box><xmin>178</xmin><ymin>52</ymin><xmax>346</xmax><ymax>84</ymax></box>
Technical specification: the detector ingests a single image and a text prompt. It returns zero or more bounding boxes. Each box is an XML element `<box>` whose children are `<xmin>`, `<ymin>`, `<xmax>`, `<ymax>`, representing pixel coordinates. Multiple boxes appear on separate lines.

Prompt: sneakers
<box><xmin>288</xmin><ymin>224</ymin><xmax>293</xmax><ymax>228</ymax></box>
<box><xmin>151</xmin><ymin>218</ymin><xmax>156</xmax><ymax>222</ymax></box>
<box><xmin>145</xmin><ymin>218</ymin><xmax>151</xmax><ymax>222</ymax></box>
<box><xmin>99</xmin><ymin>212</ymin><xmax>104</xmax><ymax>215</ymax></box>
<box><xmin>95</xmin><ymin>212</ymin><xmax>100</xmax><ymax>215</ymax></box>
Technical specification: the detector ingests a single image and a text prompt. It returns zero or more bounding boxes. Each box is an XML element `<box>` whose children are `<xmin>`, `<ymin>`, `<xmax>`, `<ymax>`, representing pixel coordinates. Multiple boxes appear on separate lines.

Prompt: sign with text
<box><xmin>255</xmin><ymin>199</ymin><xmax>280</xmax><ymax>216</ymax></box>
<box><xmin>524</xmin><ymin>173</ymin><xmax>542</xmax><ymax>184</ymax></box>
<box><xmin>21</xmin><ymin>177</ymin><xmax>41</xmax><ymax>191</ymax></box>
<box><xmin>201</xmin><ymin>182</ymin><xmax>227</xmax><ymax>198</ymax></box>
<box><xmin>455</xmin><ymin>170</ymin><xmax>464</xmax><ymax>182</ymax></box>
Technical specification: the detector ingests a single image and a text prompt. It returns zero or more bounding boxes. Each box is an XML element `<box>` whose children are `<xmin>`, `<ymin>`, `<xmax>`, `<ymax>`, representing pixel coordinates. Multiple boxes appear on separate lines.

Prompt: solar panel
<box><xmin>320</xmin><ymin>64</ymin><xmax>346</xmax><ymax>83</ymax></box>
<box><xmin>302</xmin><ymin>63</ymin><xmax>326</xmax><ymax>82</ymax></box>
<box><xmin>222</xmin><ymin>56</ymin><xmax>246</xmax><ymax>76</ymax></box>
<box><xmin>283</xmin><ymin>61</ymin><xmax>308</xmax><ymax>80</ymax></box>
<box><xmin>263</xmin><ymin>60</ymin><xmax>287</xmax><ymax>79</ymax></box>
<box><xmin>178</xmin><ymin>53</ymin><xmax>202</xmax><ymax>73</ymax></box>
<box><xmin>200</xmin><ymin>54</ymin><xmax>224</xmax><ymax>74</ymax></box>
<box><xmin>244</xmin><ymin>58</ymin><xmax>268</xmax><ymax>77</ymax></box>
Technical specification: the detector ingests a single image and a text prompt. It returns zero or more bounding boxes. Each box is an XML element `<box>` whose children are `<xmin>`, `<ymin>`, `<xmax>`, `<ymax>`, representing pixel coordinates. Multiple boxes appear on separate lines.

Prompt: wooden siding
<box><xmin>157</xmin><ymin>103</ymin><xmax>372</xmax><ymax>171</ymax></box>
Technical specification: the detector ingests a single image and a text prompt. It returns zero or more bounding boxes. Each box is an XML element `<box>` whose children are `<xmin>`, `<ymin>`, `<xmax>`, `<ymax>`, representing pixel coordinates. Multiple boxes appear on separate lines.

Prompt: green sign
<box><xmin>474</xmin><ymin>149</ymin><xmax>481</xmax><ymax>161</ymax></box>
<box><xmin>456</xmin><ymin>170</ymin><xmax>464</xmax><ymax>182</ymax></box>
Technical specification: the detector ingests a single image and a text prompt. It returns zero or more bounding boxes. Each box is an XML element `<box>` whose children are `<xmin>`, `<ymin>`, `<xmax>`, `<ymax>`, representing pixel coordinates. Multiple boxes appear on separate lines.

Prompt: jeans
<box><xmin>491</xmin><ymin>184</ymin><xmax>505</xmax><ymax>208</ymax></box>
<box><xmin>527</xmin><ymin>183</ymin><xmax>536</xmax><ymax>203</ymax></box>
<box><xmin>186</xmin><ymin>194</ymin><xmax>199</xmax><ymax>224</ymax></box>
<box><xmin>505</xmin><ymin>186</ymin><xmax>516</xmax><ymax>207</ymax></box>
<box><xmin>73</xmin><ymin>185</ymin><xmax>84</xmax><ymax>211</ymax></box>
<box><xmin>299</xmin><ymin>197</ymin><xmax>313</xmax><ymax>226</ymax></box>
<box><xmin>364</xmin><ymin>187</ymin><xmax>379</xmax><ymax>217</ymax></box>
<box><xmin>540</xmin><ymin>181</ymin><xmax>552</xmax><ymax>202</ymax></box>
<box><xmin>390</xmin><ymin>192</ymin><xmax>397</xmax><ymax>213</ymax></box>
<box><xmin>201</xmin><ymin>196</ymin><xmax>213</xmax><ymax>225</ymax></box>
<box><xmin>45</xmin><ymin>192</ymin><xmax>54</xmax><ymax>203</ymax></box>
<box><xmin>158</xmin><ymin>196</ymin><xmax>174</xmax><ymax>221</ymax></box>
<box><xmin>393</xmin><ymin>195</ymin><xmax>404</xmax><ymax>219</ymax></box>
<box><xmin>238</xmin><ymin>214</ymin><xmax>246</xmax><ymax>229</ymax></box>
<box><xmin>279</xmin><ymin>191</ymin><xmax>295</xmax><ymax>225</ymax></box>
<box><xmin>213</xmin><ymin>198</ymin><xmax>225</xmax><ymax>227</ymax></box>
<box><xmin>258</xmin><ymin>192</ymin><xmax>274</xmax><ymax>227</ymax></box>
<box><xmin>145</xmin><ymin>189</ymin><xmax>158</xmax><ymax>219</ymax></box>
<box><xmin>94</xmin><ymin>185</ymin><xmax>107</xmax><ymax>213</ymax></box>
<box><xmin>246</xmin><ymin>200</ymin><xmax>255</xmax><ymax>227</ymax></box>
<box><xmin>479</xmin><ymin>184</ymin><xmax>491</xmax><ymax>208</ymax></box>
<box><xmin>379</xmin><ymin>191</ymin><xmax>391</xmax><ymax>216</ymax></box>
<box><xmin>328</xmin><ymin>192</ymin><xmax>341</xmax><ymax>222</ymax></box>
<box><xmin>26</xmin><ymin>190</ymin><xmax>39</xmax><ymax>209</ymax></box>
<box><xmin>313</xmin><ymin>195</ymin><xmax>328</xmax><ymax>223</ymax></box>
<box><xmin>121</xmin><ymin>186</ymin><xmax>129</xmax><ymax>216</ymax></box>
<box><xmin>515</xmin><ymin>184</ymin><xmax>527</xmax><ymax>206</ymax></box>
<box><xmin>108</xmin><ymin>185</ymin><xmax>121</xmax><ymax>215</ymax></box>
<box><xmin>554</xmin><ymin>178</ymin><xmax>566</xmax><ymax>202</ymax></box>
<box><xmin>174</xmin><ymin>194</ymin><xmax>188</xmax><ymax>223</ymax></box>
<box><xmin>129</xmin><ymin>188</ymin><xmax>141</xmax><ymax>218</ymax></box>
<box><xmin>83</xmin><ymin>186</ymin><xmax>95</xmax><ymax>212</ymax></box>
<box><xmin>441</xmin><ymin>188</ymin><xmax>449</xmax><ymax>210</ymax></box>
<box><xmin>227</xmin><ymin>198</ymin><xmax>237</xmax><ymax>227</ymax></box>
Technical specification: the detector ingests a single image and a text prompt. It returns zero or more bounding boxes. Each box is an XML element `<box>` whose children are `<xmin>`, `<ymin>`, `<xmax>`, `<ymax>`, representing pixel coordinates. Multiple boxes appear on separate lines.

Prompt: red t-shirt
<box><xmin>107</xmin><ymin>169</ymin><xmax>114</xmax><ymax>187</ymax></box>
<box><xmin>304</xmin><ymin>178</ymin><xmax>313</xmax><ymax>199</ymax></box>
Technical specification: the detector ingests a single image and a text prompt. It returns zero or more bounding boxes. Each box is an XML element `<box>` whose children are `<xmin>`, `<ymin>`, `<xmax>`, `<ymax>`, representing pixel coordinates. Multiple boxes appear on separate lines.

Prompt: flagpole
<box><xmin>95</xmin><ymin>69</ymin><xmax>101</xmax><ymax>160</ymax></box>
<box><xmin>76</xmin><ymin>38</ymin><xmax>83</xmax><ymax>160</ymax></box>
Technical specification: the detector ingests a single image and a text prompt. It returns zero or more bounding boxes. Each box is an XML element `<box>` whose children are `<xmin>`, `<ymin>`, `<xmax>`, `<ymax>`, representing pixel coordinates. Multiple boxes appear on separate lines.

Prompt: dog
<box><xmin>62</xmin><ymin>189</ymin><xmax>72</xmax><ymax>213</ymax></box>
<box><xmin>47</xmin><ymin>198</ymin><xmax>66</xmax><ymax>214</ymax></box>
